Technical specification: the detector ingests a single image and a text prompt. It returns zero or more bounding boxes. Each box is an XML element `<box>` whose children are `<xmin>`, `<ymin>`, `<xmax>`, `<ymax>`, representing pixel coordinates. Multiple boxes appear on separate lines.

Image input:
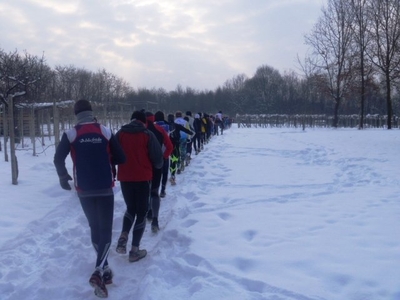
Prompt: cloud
<box><xmin>0</xmin><ymin>0</ymin><xmax>325</xmax><ymax>91</ymax></box>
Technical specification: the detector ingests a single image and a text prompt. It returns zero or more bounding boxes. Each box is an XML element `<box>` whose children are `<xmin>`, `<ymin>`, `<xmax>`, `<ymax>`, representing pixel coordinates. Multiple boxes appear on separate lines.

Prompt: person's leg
<box><xmin>80</xmin><ymin>195</ymin><xmax>114</xmax><ymax>297</ymax></box>
<box><xmin>150</xmin><ymin>168</ymin><xmax>162</xmax><ymax>231</ymax></box>
<box><xmin>94</xmin><ymin>195</ymin><xmax>114</xmax><ymax>269</ymax></box>
<box><xmin>193</xmin><ymin>133</ymin><xmax>198</xmax><ymax>153</ymax></box>
<box><xmin>170</xmin><ymin>146</ymin><xmax>179</xmax><ymax>183</ymax></box>
<box><xmin>131</xmin><ymin>181</ymin><xmax>151</xmax><ymax>248</ymax></box>
<box><xmin>79</xmin><ymin>196</ymin><xmax>100</xmax><ymax>264</ymax></box>
<box><xmin>79</xmin><ymin>195</ymin><xmax>113</xmax><ymax>268</ymax></box>
<box><xmin>161</xmin><ymin>158</ymin><xmax>169</xmax><ymax>196</ymax></box>
<box><xmin>120</xmin><ymin>181</ymin><xmax>137</xmax><ymax>234</ymax></box>
<box><xmin>150</xmin><ymin>168</ymin><xmax>161</xmax><ymax>214</ymax></box>
<box><xmin>185</xmin><ymin>139</ymin><xmax>192</xmax><ymax>165</ymax></box>
<box><xmin>116</xmin><ymin>182</ymin><xmax>137</xmax><ymax>254</ymax></box>
<box><xmin>179</xmin><ymin>138</ymin><xmax>187</xmax><ymax>171</ymax></box>
<box><xmin>196</xmin><ymin>133</ymin><xmax>201</xmax><ymax>153</ymax></box>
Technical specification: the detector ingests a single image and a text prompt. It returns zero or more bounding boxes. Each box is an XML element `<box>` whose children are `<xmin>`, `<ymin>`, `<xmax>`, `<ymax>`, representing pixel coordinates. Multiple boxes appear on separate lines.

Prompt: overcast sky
<box><xmin>0</xmin><ymin>0</ymin><xmax>326</xmax><ymax>91</ymax></box>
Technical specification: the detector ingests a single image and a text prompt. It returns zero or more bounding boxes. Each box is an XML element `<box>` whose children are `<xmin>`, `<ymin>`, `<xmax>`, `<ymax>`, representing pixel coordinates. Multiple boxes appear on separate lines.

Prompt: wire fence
<box><xmin>236</xmin><ymin>114</ymin><xmax>400</xmax><ymax>129</ymax></box>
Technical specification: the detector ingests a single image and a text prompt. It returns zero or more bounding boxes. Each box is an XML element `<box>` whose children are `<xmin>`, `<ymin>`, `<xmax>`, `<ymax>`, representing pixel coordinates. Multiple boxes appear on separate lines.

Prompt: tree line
<box><xmin>1</xmin><ymin>0</ymin><xmax>400</xmax><ymax>129</ymax></box>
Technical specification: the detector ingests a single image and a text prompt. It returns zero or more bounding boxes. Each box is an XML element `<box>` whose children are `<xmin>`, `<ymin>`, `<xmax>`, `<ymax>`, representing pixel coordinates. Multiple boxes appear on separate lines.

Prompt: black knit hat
<box><xmin>154</xmin><ymin>111</ymin><xmax>165</xmax><ymax>121</ymax></box>
<box><xmin>130</xmin><ymin>110</ymin><xmax>146</xmax><ymax>123</ymax></box>
<box><xmin>74</xmin><ymin>99</ymin><xmax>92</xmax><ymax>115</ymax></box>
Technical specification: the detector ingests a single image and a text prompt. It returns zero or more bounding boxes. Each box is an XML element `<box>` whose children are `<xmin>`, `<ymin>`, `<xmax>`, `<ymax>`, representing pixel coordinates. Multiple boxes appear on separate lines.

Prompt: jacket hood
<box><xmin>146</xmin><ymin>115</ymin><xmax>155</xmax><ymax>122</ymax></box>
<box><xmin>120</xmin><ymin>120</ymin><xmax>147</xmax><ymax>133</ymax></box>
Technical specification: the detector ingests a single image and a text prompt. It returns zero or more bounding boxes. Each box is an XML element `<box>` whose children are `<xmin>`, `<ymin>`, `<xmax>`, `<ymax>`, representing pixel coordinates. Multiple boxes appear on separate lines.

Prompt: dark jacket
<box><xmin>169</xmin><ymin>122</ymin><xmax>193</xmax><ymax>145</ymax></box>
<box><xmin>147</xmin><ymin>120</ymin><xmax>173</xmax><ymax>159</ymax></box>
<box><xmin>54</xmin><ymin>119</ymin><xmax>126</xmax><ymax>197</ymax></box>
<box><xmin>193</xmin><ymin>118</ymin><xmax>202</xmax><ymax>134</ymax></box>
<box><xmin>116</xmin><ymin>120</ymin><xmax>163</xmax><ymax>182</ymax></box>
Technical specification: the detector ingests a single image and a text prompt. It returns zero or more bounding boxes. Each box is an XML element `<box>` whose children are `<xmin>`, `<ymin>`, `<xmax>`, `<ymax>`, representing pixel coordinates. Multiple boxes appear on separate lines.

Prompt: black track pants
<box><xmin>79</xmin><ymin>195</ymin><xmax>114</xmax><ymax>269</ymax></box>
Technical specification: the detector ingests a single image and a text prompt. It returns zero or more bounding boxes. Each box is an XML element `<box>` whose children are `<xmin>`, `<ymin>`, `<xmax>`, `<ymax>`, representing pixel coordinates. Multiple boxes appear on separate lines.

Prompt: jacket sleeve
<box><xmin>177</xmin><ymin>123</ymin><xmax>193</xmax><ymax>135</ymax></box>
<box><xmin>109</xmin><ymin>134</ymin><xmax>126</xmax><ymax>165</ymax></box>
<box><xmin>161</xmin><ymin>129</ymin><xmax>173</xmax><ymax>158</ymax></box>
<box><xmin>53</xmin><ymin>132</ymin><xmax>71</xmax><ymax>178</ymax></box>
<box><xmin>147</xmin><ymin>131</ymin><xmax>164</xmax><ymax>169</ymax></box>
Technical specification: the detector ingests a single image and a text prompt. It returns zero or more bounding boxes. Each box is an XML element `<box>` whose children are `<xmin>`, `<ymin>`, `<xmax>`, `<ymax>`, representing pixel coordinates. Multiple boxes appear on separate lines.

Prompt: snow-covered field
<box><xmin>0</xmin><ymin>125</ymin><xmax>399</xmax><ymax>300</ymax></box>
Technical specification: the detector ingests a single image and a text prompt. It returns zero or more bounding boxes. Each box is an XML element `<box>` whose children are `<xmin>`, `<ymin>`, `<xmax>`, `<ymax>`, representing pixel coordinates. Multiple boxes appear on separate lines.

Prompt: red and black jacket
<box><xmin>54</xmin><ymin>122</ymin><xmax>126</xmax><ymax>196</ymax></box>
<box><xmin>116</xmin><ymin>120</ymin><xmax>163</xmax><ymax>182</ymax></box>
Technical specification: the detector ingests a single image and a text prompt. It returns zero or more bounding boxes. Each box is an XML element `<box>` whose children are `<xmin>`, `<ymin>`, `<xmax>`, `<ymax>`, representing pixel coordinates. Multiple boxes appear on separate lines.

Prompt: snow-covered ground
<box><xmin>0</xmin><ymin>125</ymin><xmax>399</xmax><ymax>300</ymax></box>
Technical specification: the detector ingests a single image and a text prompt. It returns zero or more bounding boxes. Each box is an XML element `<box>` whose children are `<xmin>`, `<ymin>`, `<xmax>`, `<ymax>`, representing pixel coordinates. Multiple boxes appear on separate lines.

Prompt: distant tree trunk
<box><xmin>386</xmin><ymin>73</ymin><xmax>393</xmax><ymax>129</ymax></box>
<box><xmin>30</xmin><ymin>107</ymin><xmax>36</xmax><ymax>156</ymax></box>
<box><xmin>333</xmin><ymin>97</ymin><xmax>341</xmax><ymax>127</ymax></box>
<box><xmin>3</xmin><ymin>104</ymin><xmax>9</xmax><ymax>162</ymax></box>
<box><xmin>359</xmin><ymin>53</ymin><xmax>366</xmax><ymax>129</ymax></box>
<box><xmin>8</xmin><ymin>95</ymin><xmax>18</xmax><ymax>185</ymax></box>
<box><xmin>19</xmin><ymin>108</ymin><xmax>24</xmax><ymax>148</ymax></box>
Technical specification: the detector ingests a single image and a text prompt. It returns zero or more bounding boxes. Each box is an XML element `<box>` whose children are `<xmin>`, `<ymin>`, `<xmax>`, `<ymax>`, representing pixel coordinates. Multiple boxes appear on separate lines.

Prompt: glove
<box><xmin>59</xmin><ymin>174</ymin><xmax>73</xmax><ymax>190</ymax></box>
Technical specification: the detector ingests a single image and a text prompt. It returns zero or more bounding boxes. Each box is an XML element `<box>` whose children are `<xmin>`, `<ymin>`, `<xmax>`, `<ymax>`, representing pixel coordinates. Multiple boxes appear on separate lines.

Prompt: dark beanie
<box><xmin>130</xmin><ymin>110</ymin><xmax>146</xmax><ymax>124</ymax></box>
<box><xmin>154</xmin><ymin>111</ymin><xmax>165</xmax><ymax>121</ymax></box>
<box><xmin>74</xmin><ymin>99</ymin><xmax>92</xmax><ymax>115</ymax></box>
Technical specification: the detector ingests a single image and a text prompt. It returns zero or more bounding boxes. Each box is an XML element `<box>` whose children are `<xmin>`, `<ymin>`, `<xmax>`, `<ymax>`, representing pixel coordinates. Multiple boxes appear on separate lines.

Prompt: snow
<box><xmin>0</xmin><ymin>126</ymin><xmax>400</xmax><ymax>300</ymax></box>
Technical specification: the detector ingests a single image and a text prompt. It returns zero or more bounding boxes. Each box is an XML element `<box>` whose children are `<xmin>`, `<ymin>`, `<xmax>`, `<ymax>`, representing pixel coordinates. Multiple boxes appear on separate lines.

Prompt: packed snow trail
<box><xmin>1</xmin><ymin>127</ymin><xmax>400</xmax><ymax>299</ymax></box>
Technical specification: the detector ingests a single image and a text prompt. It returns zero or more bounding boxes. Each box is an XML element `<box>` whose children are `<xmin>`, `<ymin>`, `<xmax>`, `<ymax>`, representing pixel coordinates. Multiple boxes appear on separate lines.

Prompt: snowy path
<box><xmin>1</xmin><ymin>127</ymin><xmax>399</xmax><ymax>300</ymax></box>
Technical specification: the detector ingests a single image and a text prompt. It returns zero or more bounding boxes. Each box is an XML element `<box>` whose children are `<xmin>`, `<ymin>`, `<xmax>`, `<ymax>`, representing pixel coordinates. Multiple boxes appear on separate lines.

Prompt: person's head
<box><xmin>186</xmin><ymin>111</ymin><xmax>192</xmax><ymax>116</ymax></box>
<box><xmin>167</xmin><ymin>113</ymin><xmax>174</xmax><ymax>123</ymax></box>
<box><xmin>175</xmin><ymin>111</ymin><xmax>182</xmax><ymax>118</ymax></box>
<box><xmin>74</xmin><ymin>99</ymin><xmax>92</xmax><ymax>115</ymax></box>
<box><xmin>184</xmin><ymin>116</ymin><xmax>189</xmax><ymax>122</ymax></box>
<box><xmin>145</xmin><ymin>111</ymin><xmax>155</xmax><ymax>122</ymax></box>
<box><xmin>195</xmin><ymin>113</ymin><xmax>200</xmax><ymax>119</ymax></box>
<box><xmin>154</xmin><ymin>111</ymin><xmax>165</xmax><ymax>122</ymax></box>
<box><xmin>130</xmin><ymin>110</ymin><xmax>146</xmax><ymax>124</ymax></box>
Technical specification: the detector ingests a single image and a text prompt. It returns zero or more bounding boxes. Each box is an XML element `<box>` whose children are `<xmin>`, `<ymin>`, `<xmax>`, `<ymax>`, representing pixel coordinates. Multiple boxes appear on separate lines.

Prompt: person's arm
<box><xmin>161</xmin><ymin>129</ymin><xmax>173</xmax><ymax>158</ymax></box>
<box><xmin>176</xmin><ymin>123</ymin><xmax>193</xmax><ymax>135</ymax></box>
<box><xmin>109</xmin><ymin>134</ymin><xmax>126</xmax><ymax>165</ymax></box>
<box><xmin>147</xmin><ymin>131</ymin><xmax>164</xmax><ymax>169</ymax></box>
<box><xmin>53</xmin><ymin>133</ymin><xmax>73</xmax><ymax>190</ymax></box>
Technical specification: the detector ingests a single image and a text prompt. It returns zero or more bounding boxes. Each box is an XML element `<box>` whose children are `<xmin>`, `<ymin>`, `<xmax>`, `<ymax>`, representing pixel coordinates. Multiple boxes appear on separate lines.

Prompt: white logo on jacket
<box><xmin>79</xmin><ymin>137</ymin><xmax>103</xmax><ymax>144</ymax></box>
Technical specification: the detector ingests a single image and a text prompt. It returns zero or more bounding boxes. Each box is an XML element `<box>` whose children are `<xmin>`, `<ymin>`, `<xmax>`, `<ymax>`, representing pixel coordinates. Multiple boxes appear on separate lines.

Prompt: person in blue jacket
<box><xmin>53</xmin><ymin>99</ymin><xmax>126</xmax><ymax>298</ymax></box>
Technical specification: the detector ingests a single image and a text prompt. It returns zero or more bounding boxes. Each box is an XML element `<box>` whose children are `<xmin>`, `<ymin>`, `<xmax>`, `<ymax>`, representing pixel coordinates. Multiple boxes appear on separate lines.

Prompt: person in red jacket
<box><xmin>145</xmin><ymin>111</ymin><xmax>173</xmax><ymax>233</ymax></box>
<box><xmin>115</xmin><ymin>110</ymin><xmax>163</xmax><ymax>262</ymax></box>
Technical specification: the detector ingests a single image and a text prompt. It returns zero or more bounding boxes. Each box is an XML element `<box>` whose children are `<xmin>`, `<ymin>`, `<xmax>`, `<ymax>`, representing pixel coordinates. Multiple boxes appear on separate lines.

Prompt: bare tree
<box><xmin>350</xmin><ymin>0</ymin><xmax>375</xmax><ymax>129</ymax></box>
<box><xmin>305</xmin><ymin>0</ymin><xmax>356</xmax><ymax>127</ymax></box>
<box><xmin>246</xmin><ymin>65</ymin><xmax>283</xmax><ymax>114</ymax></box>
<box><xmin>367</xmin><ymin>0</ymin><xmax>400</xmax><ymax>129</ymax></box>
<box><xmin>0</xmin><ymin>49</ymin><xmax>46</xmax><ymax>184</ymax></box>
<box><xmin>222</xmin><ymin>74</ymin><xmax>248</xmax><ymax>114</ymax></box>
